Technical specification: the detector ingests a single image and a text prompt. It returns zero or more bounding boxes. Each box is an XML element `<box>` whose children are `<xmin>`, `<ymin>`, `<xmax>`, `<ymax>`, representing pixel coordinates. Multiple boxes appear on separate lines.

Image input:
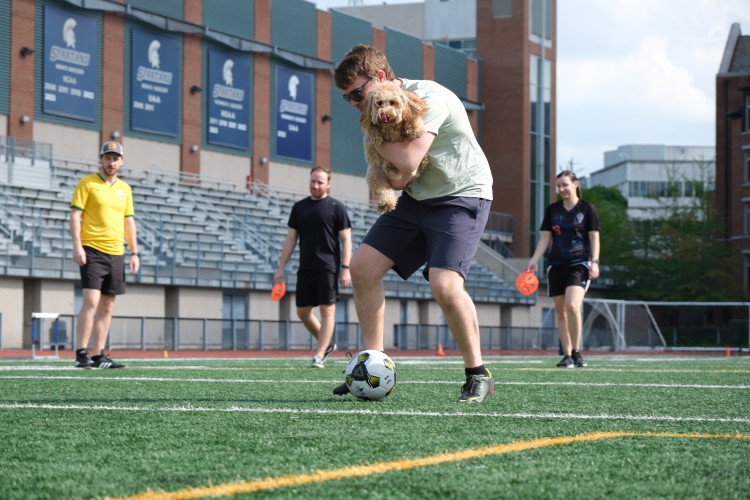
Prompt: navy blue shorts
<box><xmin>362</xmin><ymin>193</ymin><xmax>491</xmax><ymax>281</ymax></box>
<box><xmin>79</xmin><ymin>246</ymin><xmax>126</xmax><ymax>296</ymax></box>
<box><xmin>295</xmin><ymin>270</ymin><xmax>339</xmax><ymax>307</ymax></box>
<box><xmin>547</xmin><ymin>263</ymin><xmax>590</xmax><ymax>297</ymax></box>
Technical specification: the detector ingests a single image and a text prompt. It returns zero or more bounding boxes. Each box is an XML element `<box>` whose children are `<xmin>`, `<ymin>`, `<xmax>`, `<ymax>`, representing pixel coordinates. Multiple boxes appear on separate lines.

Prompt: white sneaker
<box><xmin>311</xmin><ymin>355</ymin><xmax>324</xmax><ymax>368</ymax></box>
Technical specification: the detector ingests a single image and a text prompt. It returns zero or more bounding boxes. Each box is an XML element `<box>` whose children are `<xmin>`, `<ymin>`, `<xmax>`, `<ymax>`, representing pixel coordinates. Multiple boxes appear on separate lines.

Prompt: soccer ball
<box><xmin>344</xmin><ymin>350</ymin><xmax>397</xmax><ymax>401</ymax></box>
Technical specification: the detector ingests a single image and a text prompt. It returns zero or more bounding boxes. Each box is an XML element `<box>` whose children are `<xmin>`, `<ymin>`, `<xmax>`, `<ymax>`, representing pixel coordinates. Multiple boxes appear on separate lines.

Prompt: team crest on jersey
<box><xmin>576</xmin><ymin>213</ymin><xmax>584</xmax><ymax>224</ymax></box>
<box><xmin>117</xmin><ymin>190</ymin><xmax>125</xmax><ymax>199</ymax></box>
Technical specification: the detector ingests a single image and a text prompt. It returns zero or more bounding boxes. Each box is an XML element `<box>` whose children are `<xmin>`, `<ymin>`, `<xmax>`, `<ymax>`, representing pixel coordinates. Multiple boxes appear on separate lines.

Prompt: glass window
<box><xmin>693</xmin><ymin>181</ymin><xmax>703</xmax><ymax>197</ymax></box>
<box><xmin>744</xmin><ymin>149</ymin><xmax>750</xmax><ymax>183</ymax></box>
<box><xmin>745</xmin><ymin>202</ymin><xmax>750</xmax><ymax>236</ymax></box>
<box><xmin>493</xmin><ymin>0</ymin><xmax>512</xmax><ymax>18</ymax></box>
<box><xmin>530</xmin><ymin>0</ymin><xmax>552</xmax><ymax>41</ymax></box>
<box><xmin>745</xmin><ymin>94</ymin><xmax>750</xmax><ymax>132</ymax></box>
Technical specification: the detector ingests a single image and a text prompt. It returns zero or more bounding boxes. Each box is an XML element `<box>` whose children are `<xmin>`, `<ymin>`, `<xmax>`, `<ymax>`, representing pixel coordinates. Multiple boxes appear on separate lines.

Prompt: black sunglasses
<box><xmin>342</xmin><ymin>79</ymin><xmax>372</xmax><ymax>103</ymax></box>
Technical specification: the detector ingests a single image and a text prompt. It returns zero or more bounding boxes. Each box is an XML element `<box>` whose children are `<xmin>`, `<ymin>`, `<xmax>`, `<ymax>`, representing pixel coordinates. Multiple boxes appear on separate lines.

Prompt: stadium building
<box><xmin>0</xmin><ymin>0</ymin><xmax>559</xmax><ymax>351</ymax></box>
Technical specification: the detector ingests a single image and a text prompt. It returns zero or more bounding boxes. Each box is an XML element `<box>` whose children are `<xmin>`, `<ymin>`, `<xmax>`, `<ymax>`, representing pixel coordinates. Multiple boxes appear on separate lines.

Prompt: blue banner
<box><xmin>208</xmin><ymin>49</ymin><xmax>250</xmax><ymax>150</ymax></box>
<box><xmin>130</xmin><ymin>29</ymin><xmax>179</xmax><ymax>136</ymax></box>
<box><xmin>275</xmin><ymin>67</ymin><xmax>312</xmax><ymax>162</ymax></box>
<box><xmin>43</xmin><ymin>5</ymin><xmax>98</xmax><ymax>121</ymax></box>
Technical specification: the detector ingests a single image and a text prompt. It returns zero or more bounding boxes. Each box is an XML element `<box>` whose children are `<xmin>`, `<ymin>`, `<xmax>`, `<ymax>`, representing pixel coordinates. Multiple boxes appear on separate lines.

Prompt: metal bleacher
<box><xmin>0</xmin><ymin>139</ymin><xmax>529</xmax><ymax>304</ymax></box>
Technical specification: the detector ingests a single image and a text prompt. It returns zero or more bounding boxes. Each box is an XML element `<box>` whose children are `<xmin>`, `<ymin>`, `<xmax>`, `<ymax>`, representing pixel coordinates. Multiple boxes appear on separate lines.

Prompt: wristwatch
<box><xmin>341</xmin><ymin>264</ymin><xmax>350</xmax><ymax>269</ymax></box>
<box><xmin>132</xmin><ymin>252</ymin><xmax>141</xmax><ymax>257</ymax></box>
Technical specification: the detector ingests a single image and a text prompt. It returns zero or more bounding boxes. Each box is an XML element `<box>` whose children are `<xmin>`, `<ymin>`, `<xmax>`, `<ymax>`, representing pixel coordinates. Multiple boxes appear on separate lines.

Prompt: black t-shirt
<box><xmin>540</xmin><ymin>199</ymin><xmax>600</xmax><ymax>266</ymax></box>
<box><xmin>288</xmin><ymin>196</ymin><xmax>351</xmax><ymax>272</ymax></box>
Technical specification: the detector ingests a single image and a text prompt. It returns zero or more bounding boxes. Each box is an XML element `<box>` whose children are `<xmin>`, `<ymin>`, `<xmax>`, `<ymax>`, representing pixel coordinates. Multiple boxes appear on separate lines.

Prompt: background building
<box><xmin>590</xmin><ymin>144</ymin><xmax>715</xmax><ymax>220</ymax></box>
<box><xmin>716</xmin><ymin>23</ymin><xmax>750</xmax><ymax>294</ymax></box>
<box><xmin>0</xmin><ymin>0</ymin><xmax>557</xmax><ymax>349</ymax></box>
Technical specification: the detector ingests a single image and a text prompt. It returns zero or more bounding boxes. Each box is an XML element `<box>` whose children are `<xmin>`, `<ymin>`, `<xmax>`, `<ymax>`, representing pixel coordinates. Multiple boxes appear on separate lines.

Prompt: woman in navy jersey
<box><xmin>527</xmin><ymin>170</ymin><xmax>600</xmax><ymax>368</ymax></box>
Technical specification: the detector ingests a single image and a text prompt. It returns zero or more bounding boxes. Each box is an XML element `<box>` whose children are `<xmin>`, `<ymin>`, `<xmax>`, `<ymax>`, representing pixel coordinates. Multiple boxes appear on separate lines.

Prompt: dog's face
<box><xmin>364</xmin><ymin>81</ymin><xmax>409</xmax><ymax>127</ymax></box>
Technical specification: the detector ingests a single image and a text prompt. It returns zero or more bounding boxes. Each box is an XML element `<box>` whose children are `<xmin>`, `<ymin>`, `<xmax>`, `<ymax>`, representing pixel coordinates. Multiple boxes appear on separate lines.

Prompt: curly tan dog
<box><xmin>360</xmin><ymin>80</ymin><xmax>430</xmax><ymax>213</ymax></box>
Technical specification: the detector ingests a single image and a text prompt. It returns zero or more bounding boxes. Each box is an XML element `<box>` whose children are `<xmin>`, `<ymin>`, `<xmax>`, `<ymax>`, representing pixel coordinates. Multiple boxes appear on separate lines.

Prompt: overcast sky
<box><xmin>311</xmin><ymin>0</ymin><xmax>750</xmax><ymax>177</ymax></box>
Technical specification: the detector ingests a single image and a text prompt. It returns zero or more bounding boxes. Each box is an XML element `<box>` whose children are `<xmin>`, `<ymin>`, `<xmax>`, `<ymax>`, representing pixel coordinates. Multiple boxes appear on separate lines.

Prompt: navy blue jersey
<box><xmin>541</xmin><ymin>199</ymin><xmax>600</xmax><ymax>266</ymax></box>
<box><xmin>288</xmin><ymin>196</ymin><xmax>351</xmax><ymax>272</ymax></box>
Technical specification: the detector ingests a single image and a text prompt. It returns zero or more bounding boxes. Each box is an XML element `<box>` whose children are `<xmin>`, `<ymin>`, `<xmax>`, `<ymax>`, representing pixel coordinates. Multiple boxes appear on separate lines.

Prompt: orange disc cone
<box><xmin>515</xmin><ymin>271</ymin><xmax>539</xmax><ymax>296</ymax></box>
<box><xmin>436</xmin><ymin>343</ymin><xmax>445</xmax><ymax>357</ymax></box>
<box><xmin>271</xmin><ymin>281</ymin><xmax>286</xmax><ymax>301</ymax></box>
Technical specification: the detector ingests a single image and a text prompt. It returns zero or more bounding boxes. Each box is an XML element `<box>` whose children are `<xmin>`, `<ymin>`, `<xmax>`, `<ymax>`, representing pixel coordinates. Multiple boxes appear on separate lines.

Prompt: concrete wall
<box><xmin>116</xmin><ymin>285</ymin><xmax>167</xmax><ymax>317</ymax></box>
<box><xmin>34</xmin><ymin>122</ymin><xmax>99</xmax><ymax>164</ymax></box>
<box><xmin>0</xmin><ymin>278</ymin><xmax>25</xmax><ymax>348</ymax></box>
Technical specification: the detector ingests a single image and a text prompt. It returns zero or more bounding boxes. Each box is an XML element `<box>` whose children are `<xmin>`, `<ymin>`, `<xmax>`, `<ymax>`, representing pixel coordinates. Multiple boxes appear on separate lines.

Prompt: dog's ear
<box><xmin>367</xmin><ymin>90</ymin><xmax>384</xmax><ymax>125</ymax></box>
<box><xmin>359</xmin><ymin>91</ymin><xmax>375</xmax><ymax>128</ymax></box>
<box><xmin>401</xmin><ymin>90</ymin><xmax>427</xmax><ymax>124</ymax></box>
<box><xmin>405</xmin><ymin>91</ymin><xmax>428</xmax><ymax>119</ymax></box>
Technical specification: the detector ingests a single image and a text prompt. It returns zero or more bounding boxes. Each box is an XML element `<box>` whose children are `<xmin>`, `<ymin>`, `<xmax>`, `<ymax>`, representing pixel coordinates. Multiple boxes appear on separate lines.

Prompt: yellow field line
<box><xmin>116</xmin><ymin>431</ymin><xmax>749</xmax><ymax>500</ymax></box>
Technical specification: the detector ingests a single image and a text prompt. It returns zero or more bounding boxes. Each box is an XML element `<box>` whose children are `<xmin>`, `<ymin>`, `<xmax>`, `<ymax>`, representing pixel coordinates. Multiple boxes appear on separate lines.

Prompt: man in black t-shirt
<box><xmin>275</xmin><ymin>167</ymin><xmax>352</xmax><ymax>368</ymax></box>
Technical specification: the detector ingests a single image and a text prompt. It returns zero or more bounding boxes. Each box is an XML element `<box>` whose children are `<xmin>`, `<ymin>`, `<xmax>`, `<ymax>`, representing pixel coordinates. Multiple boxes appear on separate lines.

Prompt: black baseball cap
<box><xmin>100</xmin><ymin>140</ymin><xmax>124</xmax><ymax>157</ymax></box>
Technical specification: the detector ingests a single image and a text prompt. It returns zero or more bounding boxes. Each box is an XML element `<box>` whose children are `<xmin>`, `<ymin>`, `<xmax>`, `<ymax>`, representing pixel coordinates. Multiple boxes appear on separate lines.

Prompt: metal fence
<box><xmin>26</xmin><ymin>315</ymin><xmax>561</xmax><ymax>352</ymax></box>
<box><xmin>14</xmin><ymin>300</ymin><xmax>750</xmax><ymax>353</ymax></box>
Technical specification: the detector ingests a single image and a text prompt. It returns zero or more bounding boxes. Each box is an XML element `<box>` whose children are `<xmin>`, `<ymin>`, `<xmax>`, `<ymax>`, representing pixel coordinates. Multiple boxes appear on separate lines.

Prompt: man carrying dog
<box><xmin>332</xmin><ymin>44</ymin><xmax>494</xmax><ymax>402</ymax></box>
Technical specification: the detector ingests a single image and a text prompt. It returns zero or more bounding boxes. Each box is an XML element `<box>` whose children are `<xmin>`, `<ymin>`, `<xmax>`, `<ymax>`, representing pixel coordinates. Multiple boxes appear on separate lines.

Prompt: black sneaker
<box><xmin>556</xmin><ymin>355</ymin><xmax>574</xmax><ymax>368</ymax></box>
<box><xmin>572</xmin><ymin>350</ymin><xmax>587</xmax><ymax>368</ymax></box>
<box><xmin>91</xmin><ymin>352</ymin><xmax>125</xmax><ymax>369</ymax></box>
<box><xmin>74</xmin><ymin>349</ymin><xmax>93</xmax><ymax>369</ymax></box>
<box><xmin>323</xmin><ymin>342</ymin><xmax>337</xmax><ymax>361</ymax></box>
<box><xmin>333</xmin><ymin>383</ymin><xmax>349</xmax><ymax>396</ymax></box>
<box><xmin>458</xmin><ymin>370</ymin><xmax>494</xmax><ymax>403</ymax></box>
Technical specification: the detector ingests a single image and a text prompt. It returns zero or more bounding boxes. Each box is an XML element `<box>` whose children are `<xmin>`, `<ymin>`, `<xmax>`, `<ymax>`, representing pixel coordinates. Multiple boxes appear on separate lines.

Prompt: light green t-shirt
<box><xmin>400</xmin><ymin>78</ymin><xmax>493</xmax><ymax>201</ymax></box>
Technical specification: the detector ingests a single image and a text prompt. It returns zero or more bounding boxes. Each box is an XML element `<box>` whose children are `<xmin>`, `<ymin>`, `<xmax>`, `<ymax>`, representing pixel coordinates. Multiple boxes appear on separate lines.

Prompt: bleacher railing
<box><xmin>0</xmin><ymin>136</ymin><xmax>53</xmax><ymax>165</ymax></box>
<box><xmin>0</xmin><ymin>142</ymin><xmax>523</xmax><ymax>303</ymax></box>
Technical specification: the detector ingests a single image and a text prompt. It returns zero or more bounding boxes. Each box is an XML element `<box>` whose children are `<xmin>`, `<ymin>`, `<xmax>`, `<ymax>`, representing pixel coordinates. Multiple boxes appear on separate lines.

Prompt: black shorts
<box><xmin>362</xmin><ymin>193</ymin><xmax>490</xmax><ymax>281</ymax></box>
<box><xmin>295</xmin><ymin>270</ymin><xmax>338</xmax><ymax>308</ymax></box>
<box><xmin>547</xmin><ymin>263</ymin><xmax>590</xmax><ymax>297</ymax></box>
<box><xmin>79</xmin><ymin>246</ymin><xmax>126</xmax><ymax>296</ymax></box>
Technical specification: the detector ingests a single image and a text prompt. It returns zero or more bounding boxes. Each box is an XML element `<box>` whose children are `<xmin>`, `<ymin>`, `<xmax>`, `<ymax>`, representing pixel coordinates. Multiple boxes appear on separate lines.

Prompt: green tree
<box><xmin>582</xmin><ymin>185</ymin><xmax>632</xmax><ymax>269</ymax></box>
<box><xmin>607</xmin><ymin>161</ymin><xmax>742</xmax><ymax>301</ymax></box>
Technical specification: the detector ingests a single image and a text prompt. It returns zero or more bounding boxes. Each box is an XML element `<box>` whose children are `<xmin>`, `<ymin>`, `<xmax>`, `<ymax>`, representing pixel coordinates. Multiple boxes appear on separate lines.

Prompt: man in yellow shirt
<box><xmin>70</xmin><ymin>141</ymin><xmax>139</xmax><ymax>368</ymax></box>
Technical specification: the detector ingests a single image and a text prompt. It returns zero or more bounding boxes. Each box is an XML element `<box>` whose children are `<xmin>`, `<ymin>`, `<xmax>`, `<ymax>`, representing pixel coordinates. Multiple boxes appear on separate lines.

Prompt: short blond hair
<box><xmin>310</xmin><ymin>166</ymin><xmax>331</xmax><ymax>181</ymax></box>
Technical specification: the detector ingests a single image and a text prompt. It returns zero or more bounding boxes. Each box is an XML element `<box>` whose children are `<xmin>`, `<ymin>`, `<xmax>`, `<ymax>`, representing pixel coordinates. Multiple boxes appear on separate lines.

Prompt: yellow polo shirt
<box><xmin>70</xmin><ymin>173</ymin><xmax>135</xmax><ymax>255</ymax></box>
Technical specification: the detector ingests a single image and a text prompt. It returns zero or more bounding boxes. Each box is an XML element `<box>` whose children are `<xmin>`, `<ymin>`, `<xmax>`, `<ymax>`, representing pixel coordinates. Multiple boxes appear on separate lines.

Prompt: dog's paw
<box><xmin>376</xmin><ymin>190</ymin><xmax>398</xmax><ymax>213</ymax></box>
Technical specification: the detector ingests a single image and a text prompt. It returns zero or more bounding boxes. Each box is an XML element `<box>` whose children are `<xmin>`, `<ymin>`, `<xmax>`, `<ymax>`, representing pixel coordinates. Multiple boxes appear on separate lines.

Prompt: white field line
<box><xmin>0</xmin><ymin>374</ymin><xmax>748</xmax><ymax>390</ymax></box>
<box><xmin>1</xmin><ymin>365</ymin><xmax>749</xmax><ymax>375</ymax></box>
<box><xmin>0</xmin><ymin>402</ymin><xmax>748</xmax><ymax>424</ymax></box>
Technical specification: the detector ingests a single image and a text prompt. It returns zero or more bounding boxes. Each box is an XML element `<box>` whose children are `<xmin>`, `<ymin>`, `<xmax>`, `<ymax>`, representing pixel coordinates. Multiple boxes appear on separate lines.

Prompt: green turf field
<box><xmin>1</xmin><ymin>355</ymin><xmax>748</xmax><ymax>499</ymax></box>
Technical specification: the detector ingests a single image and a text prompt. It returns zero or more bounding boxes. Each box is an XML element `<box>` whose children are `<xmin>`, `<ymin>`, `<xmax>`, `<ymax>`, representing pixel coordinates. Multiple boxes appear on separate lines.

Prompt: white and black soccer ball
<box><xmin>344</xmin><ymin>350</ymin><xmax>397</xmax><ymax>401</ymax></box>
